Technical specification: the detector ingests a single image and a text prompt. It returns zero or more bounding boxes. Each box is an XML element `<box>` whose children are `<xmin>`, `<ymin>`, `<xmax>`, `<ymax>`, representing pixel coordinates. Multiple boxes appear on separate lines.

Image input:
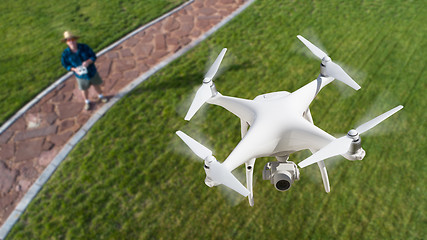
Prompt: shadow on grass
<box><xmin>129</xmin><ymin>61</ymin><xmax>254</xmax><ymax>96</ymax></box>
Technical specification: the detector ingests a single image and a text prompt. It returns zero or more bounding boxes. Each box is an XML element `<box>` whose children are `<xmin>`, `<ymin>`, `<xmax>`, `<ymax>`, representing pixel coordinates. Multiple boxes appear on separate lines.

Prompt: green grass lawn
<box><xmin>8</xmin><ymin>0</ymin><xmax>426</xmax><ymax>239</ymax></box>
<box><xmin>0</xmin><ymin>0</ymin><xmax>185</xmax><ymax>125</ymax></box>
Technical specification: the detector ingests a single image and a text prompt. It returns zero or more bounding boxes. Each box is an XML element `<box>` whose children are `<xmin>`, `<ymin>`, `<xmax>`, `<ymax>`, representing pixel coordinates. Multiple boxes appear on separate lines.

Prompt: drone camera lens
<box><xmin>276</xmin><ymin>180</ymin><xmax>291</xmax><ymax>191</ymax></box>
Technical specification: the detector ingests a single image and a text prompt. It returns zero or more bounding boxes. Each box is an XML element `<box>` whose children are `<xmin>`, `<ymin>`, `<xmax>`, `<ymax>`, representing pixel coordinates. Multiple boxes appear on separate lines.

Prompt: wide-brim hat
<box><xmin>61</xmin><ymin>31</ymin><xmax>79</xmax><ymax>42</ymax></box>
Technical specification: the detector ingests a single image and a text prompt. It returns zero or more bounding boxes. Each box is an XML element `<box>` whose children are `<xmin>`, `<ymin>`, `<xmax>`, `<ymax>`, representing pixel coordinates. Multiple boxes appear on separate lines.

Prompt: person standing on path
<box><xmin>61</xmin><ymin>31</ymin><xmax>108</xmax><ymax>110</ymax></box>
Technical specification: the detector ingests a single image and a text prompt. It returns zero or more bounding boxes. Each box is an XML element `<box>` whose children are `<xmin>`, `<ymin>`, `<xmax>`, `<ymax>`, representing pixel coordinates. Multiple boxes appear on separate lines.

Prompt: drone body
<box><xmin>176</xmin><ymin>35</ymin><xmax>403</xmax><ymax>206</ymax></box>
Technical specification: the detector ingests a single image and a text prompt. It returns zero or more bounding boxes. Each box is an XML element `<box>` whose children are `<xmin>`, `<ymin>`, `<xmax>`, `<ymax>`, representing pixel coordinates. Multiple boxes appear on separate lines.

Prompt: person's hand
<box><xmin>82</xmin><ymin>60</ymin><xmax>92</xmax><ymax>67</ymax></box>
<box><xmin>71</xmin><ymin>67</ymin><xmax>77</xmax><ymax>72</ymax></box>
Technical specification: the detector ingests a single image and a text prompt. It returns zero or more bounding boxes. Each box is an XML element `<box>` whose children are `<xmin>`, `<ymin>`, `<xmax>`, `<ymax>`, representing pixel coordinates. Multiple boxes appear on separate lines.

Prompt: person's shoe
<box><xmin>84</xmin><ymin>102</ymin><xmax>91</xmax><ymax>110</ymax></box>
<box><xmin>100</xmin><ymin>97</ymin><xmax>108</xmax><ymax>103</ymax></box>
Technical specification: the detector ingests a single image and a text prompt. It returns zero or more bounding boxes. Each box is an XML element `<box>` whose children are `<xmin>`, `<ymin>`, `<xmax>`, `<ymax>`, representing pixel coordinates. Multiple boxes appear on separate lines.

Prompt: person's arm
<box><xmin>61</xmin><ymin>50</ymin><xmax>77</xmax><ymax>72</ymax></box>
<box><xmin>82</xmin><ymin>44</ymin><xmax>97</xmax><ymax>67</ymax></box>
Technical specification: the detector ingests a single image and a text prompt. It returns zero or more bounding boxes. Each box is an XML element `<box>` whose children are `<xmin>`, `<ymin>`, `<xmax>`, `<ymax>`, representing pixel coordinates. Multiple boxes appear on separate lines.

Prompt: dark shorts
<box><xmin>76</xmin><ymin>72</ymin><xmax>103</xmax><ymax>90</ymax></box>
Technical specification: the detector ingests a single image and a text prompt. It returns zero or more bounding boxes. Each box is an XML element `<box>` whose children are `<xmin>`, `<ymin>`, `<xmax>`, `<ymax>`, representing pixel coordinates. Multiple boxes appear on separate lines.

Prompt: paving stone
<box><xmin>133</xmin><ymin>43</ymin><xmax>154</xmax><ymax>59</ymax></box>
<box><xmin>193</xmin><ymin>0</ymin><xmax>204</xmax><ymax>8</ymax></box>
<box><xmin>59</xmin><ymin>119</ymin><xmax>75</xmax><ymax>132</ymax></box>
<box><xmin>57</xmin><ymin>102</ymin><xmax>83</xmax><ymax>119</ymax></box>
<box><xmin>164</xmin><ymin>18</ymin><xmax>181</xmax><ymax>32</ymax></box>
<box><xmin>15</xmin><ymin>138</ymin><xmax>44</xmax><ymax>162</ymax></box>
<box><xmin>124</xmin><ymin>70</ymin><xmax>140</xmax><ymax>81</ymax></box>
<box><xmin>221</xmin><ymin>0</ymin><xmax>235</xmax><ymax>3</ymax></box>
<box><xmin>172</xmin><ymin>45</ymin><xmax>182</xmax><ymax>53</ymax></box>
<box><xmin>0</xmin><ymin>161</ymin><xmax>18</xmax><ymax>195</ymax></box>
<box><xmin>141</xmin><ymin>34</ymin><xmax>154</xmax><ymax>43</ymax></box>
<box><xmin>145</xmin><ymin>57</ymin><xmax>158</xmax><ymax>67</ymax></box>
<box><xmin>196</xmin><ymin>17</ymin><xmax>213</xmax><ymax>31</ymax></box>
<box><xmin>179</xmin><ymin>37</ymin><xmax>192</xmax><ymax>46</ymax></box>
<box><xmin>177</xmin><ymin>14</ymin><xmax>194</xmax><ymax>23</ymax></box>
<box><xmin>206</xmin><ymin>0</ymin><xmax>218</xmax><ymax>6</ymax></box>
<box><xmin>17</xmin><ymin>179</ymin><xmax>31</xmax><ymax>192</ymax></box>
<box><xmin>105</xmin><ymin>72</ymin><xmax>122</xmax><ymax>91</ymax></box>
<box><xmin>155</xmin><ymin>34</ymin><xmax>167</xmax><ymax>50</ymax></box>
<box><xmin>38</xmin><ymin>89</ymin><xmax>58</xmax><ymax>105</ymax></box>
<box><xmin>120</xmin><ymin>48</ymin><xmax>134</xmax><ymax>58</ymax></box>
<box><xmin>46</xmin><ymin>112</ymin><xmax>58</xmax><ymax>125</ymax></box>
<box><xmin>124</xmin><ymin>37</ymin><xmax>139</xmax><ymax>47</ymax></box>
<box><xmin>49</xmin><ymin>131</ymin><xmax>73</xmax><ymax>146</ymax></box>
<box><xmin>40</xmin><ymin>103</ymin><xmax>55</xmax><ymax>113</ymax></box>
<box><xmin>61</xmin><ymin>80</ymin><xmax>76</xmax><ymax>92</ymax></box>
<box><xmin>42</xmin><ymin>140</ymin><xmax>54</xmax><ymax>151</ymax></box>
<box><xmin>71</xmin><ymin>86</ymin><xmax>85</xmax><ymax>103</ymax></box>
<box><xmin>106</xmin><ymin>51</ymin><xmax>119</xmax><ymax>59</ymax></box>
<box><xmin>9</xmin><ymin>117</ymin><xmax>26</xmax><ymax>131</ymax></box>
<box><xmin>25</xmin><ymin>113</ymin><xmax>41</xmax><ymax>129</ymax></box>
<box><xmin>152</xmin><ymin>50</ymin><xmax>169</xmax><ymax>60</ymax></box>
<box><xmin>199</xmin><ymin>7</ymin><xmax>216</xmax><ymax>16</ymax></box>
<box><xmin>97</xmin><ymin>58</ymin><xmax>113</xmax><ymax>78</ymax></box>
<box><xmin>150</xmin><ymin>21</ymin><xmax>163</xmax><ymax>31</ymax></box>
<box><xmin>77</xmin><ymin>113</ymin><xmax>91</xmax><ymax>126</ymax></box>
<box><xmin>190</xmin><ymin>29</ymin><xmax>202</xmax><ymax>38</ymax></box>
<box><xmin>0</xmin><ymin>144</ymin><xmax>14</xmax><ymax>160</ymax></box>
<box><xmin>14</xmin><ymin>125</ymin><xmax>57</xmax><ymax>142</ymax></box>
<box><xmin>38</xmin><ymin>148</ymin><xmax>59</xmax><ymax>167</ymax></box>
<box><xmin>113</xmin><ymin>58</ymin><xmax>136</xmax><ymax>72</ymax></box>
<box><xmin>51</xmin><ymin>92</ymin><xmax>66</xmax><ymax>103</ymax></box>
<box><xmin>139</xmin><ymin>64</ymin><xmax>149</xmax><ymax>72</ymax></box>
<box><xmin>199</xmin><ymin>15</ymin><xmax>222</xmax><ymax>23</ymax></box>
<box><xmin>18</xmin><ymin>162</ymin><xmax>38</xmax><ymax>179</ymax></box>
<box><xmin>0</xmin><ymin>131</ymin><xmax>13</xmax><ymax>144</ymax></box>
<box><xmin>27</xmin><ymin>105</ymin><xmax>41</xmax><ymax>114</ymax></box>
<box><xmin>174</xmin><ymin>24</ymin><xmax>194</xmax><ymax>38</ymax></box>
<box><xmin>135</xmin><ymin>31</ymin><xmax>146</xmax><ymax>39</ymax></box>
<box><xmin>166</xmin><ymin>36</ymin><xmax>180</xmax><ymax>46</ymax></box>
<box><xmin>0</xmin><ymin>191</ymin><xmax>19</xmax><ymax>217</ymax></box>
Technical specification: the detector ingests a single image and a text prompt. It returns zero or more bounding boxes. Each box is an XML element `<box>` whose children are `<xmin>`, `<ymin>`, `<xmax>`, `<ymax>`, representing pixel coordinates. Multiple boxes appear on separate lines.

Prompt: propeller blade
<box><xmin>184</xmin><ymin>84</ymin><xmax>212</xmax><ymax>121</ymax></box>
<box><xmin>205</xmin><ymin>48</ymin><xmax>227</xmax><ymax>81</ymax></box>
<box><xmin>299</xmin><ymin>105</ymin><xmax>404</xmax><ymax>168</ymax></box>
<box><xmin>356</xmin><ymin>105</ymin><xmax>404</xmax><ymax>134</ymax></box>
<box><xmin>297</xmin><ymin>35</ymin><xmax>328</xmax><ymax>60</ymax></box>
<box><xmin>176</xmin><ymin>131</ymin><xmax>249</xmax><ymax>197</ymax></box>
<box><xmin>298</xmin><ymin>136</ymin><xmax>353</xmax><ymax>168</ymax></box>
<box><xmin>184</xmin><ymin>48</ymin><xmax>227</xmax><ymax>121</ymax></box>
<box><xmin>176</xmin><ymin>131</ymin><xmax>212</xmax><ymax>160</ymax></box>
<box><xmin>210</xmin><ymin>161</ymin><xmax>250</xmax><ymax>197</ymax></box>
<box><xmin>324</xmin><ymin>61</ymin><xmax>361</xmax><ymax>90</ymax></box>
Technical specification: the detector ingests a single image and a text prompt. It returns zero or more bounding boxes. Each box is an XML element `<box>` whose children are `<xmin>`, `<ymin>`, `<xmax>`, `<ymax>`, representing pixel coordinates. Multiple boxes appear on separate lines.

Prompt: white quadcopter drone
<box><xmin>176</xmin><ymin>35</ymin><xmax>403</xmax><ymax>206</ymax></box>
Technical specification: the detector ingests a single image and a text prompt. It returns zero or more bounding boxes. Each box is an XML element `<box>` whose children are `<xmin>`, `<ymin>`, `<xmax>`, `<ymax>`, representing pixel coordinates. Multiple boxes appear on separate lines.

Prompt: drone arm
<box><xmin>289</xmin><ymin>76</ymin><xmax>334</xmax><ymax>115</ymax></box>
<box><xmin>241</xmin><ymin>119</ymin><xmax>250</xmax><ymax>137</ymax></box>
<box><xmin>207</xmin><ymin>93</ymin><xmax>256</xmax><ymax>125</ymax></box>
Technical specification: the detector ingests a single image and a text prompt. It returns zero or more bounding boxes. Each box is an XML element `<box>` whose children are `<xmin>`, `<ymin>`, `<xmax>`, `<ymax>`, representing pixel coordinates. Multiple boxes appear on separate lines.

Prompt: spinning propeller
<box><xmin>176</xmin><ymin>131</ymin><xmax>250</xmax><ymax>197</ymax></box>
<box><xmin>185</xmin><ymin>48</ymin><xmax>227</xmax><ymax>121</ymax></box>
<box><xmin>297</xmin><ymin>35</ymin><xmax>361</xmax><ymax>91</ymax></box>
<box><xmin>299</xmin><ymin>105</ymin><xmax>403</xmax><ymax>168</ymax></box>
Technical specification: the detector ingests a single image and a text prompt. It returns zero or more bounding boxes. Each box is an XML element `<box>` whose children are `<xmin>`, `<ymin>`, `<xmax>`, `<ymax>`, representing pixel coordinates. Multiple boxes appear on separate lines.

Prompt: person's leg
<box><xmin>81</xmin><ymin>89</ymin><xmax>89</xmax><ymax>101</ymax></box>
<box><xmin>93</xmin><ymin>84</ymin><xmax>103</xmax><ymax>95</ymax></box>
<box><xmin>90</xmin><ymin>73</ymin><xmax>108</xmax><ymax>103</ymax></box>
<box><xmin>76</xmin><ymin>77</ymin><xmax>91</xmax><ymax>110</ymax></box>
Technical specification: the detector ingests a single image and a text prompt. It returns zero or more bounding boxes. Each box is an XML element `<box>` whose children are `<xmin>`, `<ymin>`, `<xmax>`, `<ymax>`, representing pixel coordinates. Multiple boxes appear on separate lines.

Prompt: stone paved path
<box><xmin>0</xmin><ymin>0</ymin><xmax>248</xmax><ymax>226</ymax></box>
